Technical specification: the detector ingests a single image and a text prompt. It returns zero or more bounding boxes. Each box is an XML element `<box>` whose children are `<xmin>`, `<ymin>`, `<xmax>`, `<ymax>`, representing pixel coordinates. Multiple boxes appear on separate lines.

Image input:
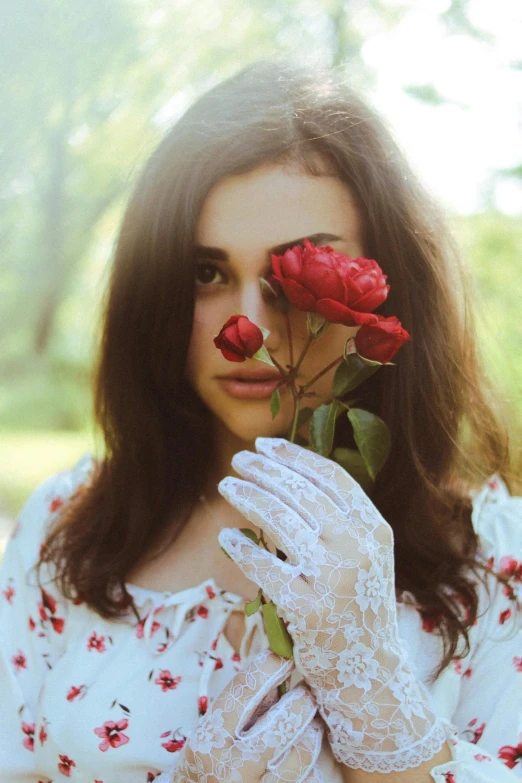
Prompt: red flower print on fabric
<box><xmin>49</xmin><ymin>497</ymin><xmax>64</xmax><ymax>513</ymax></box>
<box><xmin>38</xmin><ymin>588</ymin><xmax>65</xmax><ymax>634</ymax></box>
<box><xmin>28</xmin><ymin>616</ymin><xmax>36</xmax><ymax>631</ymax></box>
<box><xmin>198</xmin><ymin>695</ymin><xmax>208</xmax><ymax>716</ymax></box>
<box><xmin>206</xmin><ymin>585</ymin><xmax>216</xmax><ymax>599</ymax></box>
<box><xmin>160</xmin><ymin>729</ymin><xmax>187</xmax><ymax>753</ymax></box>
<box><xmin>498</xmin><ymin>735</ymin><xmax>522</xmax><ymax>769</ymax></box>
<box><xmin>442</xmin><ymin>773</ymin><xmax>456</xmax><ymax>783</ymax></box>
<box><xmin>2</xmin><ymin>584</ymin><xmax>15</xmax><ymax>603</ymax></box>
<box><xmin>419</xmin><ymin>610</ymin><xmax>442</xmax><ymax>633</ymax></box>
<box><xmin>499</xmin><ymin>556</ymin><xmax>522</xmax><ymax>602</ymax></box>
<box><xmin>463</xmin><ymin>718</ymin><xmax>486</xmax><ymax>744</ymax></box>
<box><xmin>513</xmin><ymin>656</ymin><xmax>522</xmax><ymax>672</ymax></box>
<box><xmin>197</xmin><ymin>605</ymin><xmax>208</xmax><ymax>619</ymax></box>
<box><xmin>87</xmin><ymin>631</ymin><xmax>106</xmax><ymax>652</ymax></box>
<box><xmin>67</xmin><ymin>684</ymin><xmax>87</xmax><ymax>701</ymax></box>
<box><xmin>57</xmin><ymin>754</ymin><xmax>76</xmax><ymax>776</ymax></box>
<box><xmin>231</xmin><ymin>651</ymin><xmax>241</xmax><ymax>662</ymax></box>
<box><xmin>500</xmin><ymin>608</ymin><xmax>512</xmax><ymax>625</ymax></box>
<box><xmin>474</xmin><ymin>753</ymin><xmax>492</xmax><ymax>762</ymax></box>
<box><xmin>136</xmin><ymin>611</ymin><xmax>161</xmax><ymax>639</ymax></box>
<box><xmin>94</xmin><ymin>718</ymin><xmax>130</xmax><ymax>752</ymax></box>
<box><xmin>12</xmin><ymin>650</ymin><xmax>27</xmax><ymax>672</ymax></box>
<box><xmin>499</xmin><ymin>556</ymin><xmax>522</xmax><ymax>581</ymax></box>
<box><xmin>154</xmin><ymin>670</ymin><xmax>182</xmax><ymax>692</ymax></box>
<box><xmin>21</xmin><ymin>722</ymin><xmax>35</xmax><ymax>752</ymax></box>
<box><xmin>39</xmin><ymin>720</ymin><xmax>48</xmax><ymax>746</ymax></box>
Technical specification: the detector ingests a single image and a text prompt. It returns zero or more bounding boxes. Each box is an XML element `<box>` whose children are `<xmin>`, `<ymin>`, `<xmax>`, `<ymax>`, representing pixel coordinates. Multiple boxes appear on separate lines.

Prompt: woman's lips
<box><xmin>217</xmin><ymin>377</ymin><xmax>281</xmax><ymax>399</ymax></box>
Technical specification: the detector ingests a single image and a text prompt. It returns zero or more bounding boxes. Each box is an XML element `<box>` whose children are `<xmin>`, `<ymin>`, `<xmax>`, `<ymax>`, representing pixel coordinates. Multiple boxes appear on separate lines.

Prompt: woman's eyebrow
<box><xmin>192</xmin><ymin>232</ymin><xmax>343</xmax><ymax>261</ymax></box>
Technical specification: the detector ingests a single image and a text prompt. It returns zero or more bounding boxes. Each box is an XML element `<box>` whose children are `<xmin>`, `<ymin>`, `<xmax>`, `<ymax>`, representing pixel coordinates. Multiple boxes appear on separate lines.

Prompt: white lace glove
<box><xmin>218</xmin><ymin>437</ymin><xmax>447</xmax><ymax>773</ymax></box>
<box><xmin>157</xmin><ymin>648</ymin><xmax>324</xmax><ymax>783</ymax></box>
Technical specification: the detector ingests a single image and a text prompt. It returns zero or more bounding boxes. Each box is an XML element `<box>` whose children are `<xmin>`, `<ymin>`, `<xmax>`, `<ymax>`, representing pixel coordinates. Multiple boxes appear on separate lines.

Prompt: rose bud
<box><xmin>354</xmin><ymin>316</ymin><xmax>410</xmax><ymax>364</ymax></box>
<box><xmin>213</xmin><ymin>315</ymin><xmax>264</xmax><ymax>363</ymax></box>
<box><xmin>271</xmin><ymin>238</ymin><xmax>389</xmax><ymax>326</ymax></box>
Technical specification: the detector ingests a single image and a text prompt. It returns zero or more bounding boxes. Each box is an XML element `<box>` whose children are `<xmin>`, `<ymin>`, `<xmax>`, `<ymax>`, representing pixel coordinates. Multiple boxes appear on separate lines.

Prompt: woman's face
<box><xmin>185</xmin><ymin>162</ymin><xmax>365</xmax><ymax>447</ymax></box>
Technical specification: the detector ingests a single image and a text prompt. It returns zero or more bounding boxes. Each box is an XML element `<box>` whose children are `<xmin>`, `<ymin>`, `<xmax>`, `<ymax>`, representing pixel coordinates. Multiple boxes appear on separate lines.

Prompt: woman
<box><xmin>1</xmin><ymin>59</ymin><xmax>521</xmax><ymax>782</ymax></box>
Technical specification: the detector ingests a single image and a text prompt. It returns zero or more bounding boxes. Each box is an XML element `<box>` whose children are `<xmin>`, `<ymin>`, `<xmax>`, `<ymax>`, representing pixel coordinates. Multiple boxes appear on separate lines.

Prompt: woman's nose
<box><xmin>236</xmin><ymin>279</ymin><xmax>282</xmax><ymax>352</ymax></box>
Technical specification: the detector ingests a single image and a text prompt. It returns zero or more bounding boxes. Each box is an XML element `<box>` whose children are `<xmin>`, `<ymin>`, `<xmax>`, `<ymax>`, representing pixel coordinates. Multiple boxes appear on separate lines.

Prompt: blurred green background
<box><xmin>1</xmin><ymin>0</ymin><xmax>521</xmax><ymax>546</ymax></box>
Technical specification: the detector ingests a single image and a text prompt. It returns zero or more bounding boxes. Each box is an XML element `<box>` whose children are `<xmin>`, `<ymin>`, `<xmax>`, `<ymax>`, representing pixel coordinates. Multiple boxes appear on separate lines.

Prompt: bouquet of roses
<box><xmin>213</xmin><ymin>239</ymin><xmax>410</xmax><ymax>684</ymax></box>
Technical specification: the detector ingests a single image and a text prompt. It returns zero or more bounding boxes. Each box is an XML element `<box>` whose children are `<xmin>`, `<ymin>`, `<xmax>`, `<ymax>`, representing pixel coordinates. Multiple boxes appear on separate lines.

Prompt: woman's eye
<box><xmin>195</xmin><ymin>262</ymin><xmax>226</xmax><ymax>287</ymax></box>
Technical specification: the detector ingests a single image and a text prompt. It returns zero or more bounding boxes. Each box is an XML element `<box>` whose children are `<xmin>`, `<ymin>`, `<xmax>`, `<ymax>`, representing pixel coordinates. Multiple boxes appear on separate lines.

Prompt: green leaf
<box><xmin>347</xmin><ymin>408</ymin><xmax>391</xmax><ymax>480</ymax></box>
<box><xmin>270</xmin><ymin>388</ymin><xmax>281</xmax><ymax>419</ymax></box>
<box><xmin>333</xmin><ymin>353</ymin><xmax>381</xmax><ymax>397</ymax></box>
<box><xmin>309</xmin><ymin>401</ymin><xmax>341</xmax><ymax>457</ymax></box>
<box><xmin>295</xmin><ymin>406</ymin><xmax>314</xmax><ymax>430</ymax></box>
<box><xmin>306</xmin><ymin>311</ymin><xmax>330</xmax><ymax>338</ymax></box>
<box><xmin>262</xmin><ymin>601</ymin><xmax>294</xmax><ymax>658</ymax></box>
<box><xmin>245</xmin><ymin>588</ymin><xmax>263</xmax><ymax>616</ymax></box>
<box><xmin>220</xmin><ymin>546</ymin><xmax>232</xmax><ymax>562</ymax></box>
<box><xmin>260</xmin><ymin>277</ymin><xmax>277</xmax><ymax>300</ymax></box>
<box><xmin>252</xmin><ymin>344</ymin><xmax>276</xmax><ymax>367</ymax></box>
<box><xmin>331</xmin><ymin>447</ymin><xmax>373</xmax><ymax>493</ymax></box>
<box><xmin>239</xmin><ymin>528</ymin><xmax>260</xmax><ymax>544</ymax></box>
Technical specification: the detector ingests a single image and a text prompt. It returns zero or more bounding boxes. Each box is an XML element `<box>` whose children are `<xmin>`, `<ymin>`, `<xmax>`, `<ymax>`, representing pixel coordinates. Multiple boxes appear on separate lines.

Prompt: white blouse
<box><xmin>0</xmin><ymin>452</ymin><xmax>521</xmax><ymax>782</ymax></box>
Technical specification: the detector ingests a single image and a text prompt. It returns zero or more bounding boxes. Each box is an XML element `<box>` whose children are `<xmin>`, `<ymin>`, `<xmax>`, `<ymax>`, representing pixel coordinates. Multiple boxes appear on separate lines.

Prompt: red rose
<box><xmin>271</xmin><ymin>239</ymin><xmax>389</xmax><ymax>326</ymax></box>
<box><xmin>213</xmin><ymin>315</ymin><xmax>264</xmax><ymax>363</ymax></box>
<box><xmin>354</xmin><ymin>317</ymin><xmax>410</xmax><ymax>364</ymax></box>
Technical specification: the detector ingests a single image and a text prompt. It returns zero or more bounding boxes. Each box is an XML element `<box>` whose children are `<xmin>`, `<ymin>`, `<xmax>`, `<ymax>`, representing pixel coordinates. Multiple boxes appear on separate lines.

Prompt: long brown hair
<box><xmin>38</xmin><ymin>59</ymin><xmax>519</xmax><ymax>679</ymax></box>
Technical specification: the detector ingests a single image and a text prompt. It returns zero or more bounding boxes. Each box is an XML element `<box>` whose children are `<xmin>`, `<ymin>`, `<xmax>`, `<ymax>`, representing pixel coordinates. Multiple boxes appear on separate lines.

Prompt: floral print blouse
<box><xmin>0</xmin><ymin>453</ymin><xmax>521</xmax><ymax>782</ymax></box>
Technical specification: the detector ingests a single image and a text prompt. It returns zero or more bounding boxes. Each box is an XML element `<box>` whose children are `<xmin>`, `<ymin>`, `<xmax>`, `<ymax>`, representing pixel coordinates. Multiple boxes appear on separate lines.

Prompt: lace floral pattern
<box><xmin>219</xmin><ymin>437</ymin><xmax>447</xmax><ymax>773</ymax></box>
<box><xmin>167</xmin><ymin>650</ymin><xmax>324</xmax><ymax>782</ymax></box>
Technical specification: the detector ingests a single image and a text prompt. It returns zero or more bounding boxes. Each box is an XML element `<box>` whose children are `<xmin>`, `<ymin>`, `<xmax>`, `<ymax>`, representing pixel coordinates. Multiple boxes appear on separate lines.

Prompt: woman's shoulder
<box><xmin>9</xmin><ymin>452</ymin><xmax>98</xmax><ymax>564</ymax></box>
<box><xmin>467</xmin><ymin>474</ymin><xmax>522</xmax><ymax>644</ymax></box>
<box><xmin>470</xmin><ymin>474</ymin><xmax>522</xmax><ymax>572</ymax></box>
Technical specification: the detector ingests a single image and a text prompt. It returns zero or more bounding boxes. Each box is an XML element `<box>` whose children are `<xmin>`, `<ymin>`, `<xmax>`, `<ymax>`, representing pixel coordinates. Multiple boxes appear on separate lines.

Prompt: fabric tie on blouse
<box><xmin>130</xmin><ymin>578</ymin><xmax>267</xmax><ymax>710</ymax></box>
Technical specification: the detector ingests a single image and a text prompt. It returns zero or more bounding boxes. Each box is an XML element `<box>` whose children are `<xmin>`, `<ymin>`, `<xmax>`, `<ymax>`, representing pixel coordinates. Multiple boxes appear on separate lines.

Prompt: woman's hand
<box><xmin>218</xmin><ymin>437</ymin><xmax>448</xmax><ymax>774</ymax></box>
<box><xmin>166</xmin><ymin>648</ymin><xmax>324</xmax><ymax>783</ymax></box>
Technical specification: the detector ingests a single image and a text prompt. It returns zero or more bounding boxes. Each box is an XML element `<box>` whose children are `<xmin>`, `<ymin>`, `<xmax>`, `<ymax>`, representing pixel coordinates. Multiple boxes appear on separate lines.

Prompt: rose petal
<box><xmin>314</xmin><ymin>299</ymin><xmax>384</xmax><ymax>326</ymax></box>
<box><xmin>280</xmin><ymin>278</ymin><xmax>317</xmax><ymax>311</ymax></box>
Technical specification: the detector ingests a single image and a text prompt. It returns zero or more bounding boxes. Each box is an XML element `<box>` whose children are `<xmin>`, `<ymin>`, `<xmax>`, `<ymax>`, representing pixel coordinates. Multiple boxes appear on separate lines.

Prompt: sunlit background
<box><xmin>1</xmin><ymin>0</ymin><xmax>521</xmax><ymax>547</ymax></box>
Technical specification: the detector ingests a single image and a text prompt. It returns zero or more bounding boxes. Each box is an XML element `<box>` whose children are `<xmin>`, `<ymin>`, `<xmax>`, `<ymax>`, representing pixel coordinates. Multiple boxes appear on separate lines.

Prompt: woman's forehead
<box><xmin>195</xmin><ymin>164</ymin><xmax>363</xmax><ymax>258</ymax></box>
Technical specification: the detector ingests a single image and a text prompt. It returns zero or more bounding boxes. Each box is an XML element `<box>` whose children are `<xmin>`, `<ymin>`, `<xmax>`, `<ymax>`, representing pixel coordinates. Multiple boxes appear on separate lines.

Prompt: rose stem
<box><xmin>288</xmin><ymin>387</ymin><xmax>302</xmax><ymax>443</ymax></box>
<box><xmin>300</xmin><ymin>355</ymin><xmax>343</xmax><ymax>393</ymax></box>
<box><xmin>269</xmin><ymin>354</ymin><xmax>289</xmax><ymax>376</ymax></box>
<box><xmin>291</xmin><ymin>334</ymin><xmax>315</xmax><ymax>376</ymax></box>
<box><xmin>283</xmin><ymin>312</ymin><xmax>294</xmax><ymax>370</ymax></box>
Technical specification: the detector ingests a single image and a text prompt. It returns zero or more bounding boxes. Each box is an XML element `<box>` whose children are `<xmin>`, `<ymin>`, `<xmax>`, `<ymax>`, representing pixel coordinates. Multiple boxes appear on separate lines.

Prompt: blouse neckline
<box><xmin>124</xmin><ymin>576</ymin><xmax>246</xmax><ymax>608</ymax></box>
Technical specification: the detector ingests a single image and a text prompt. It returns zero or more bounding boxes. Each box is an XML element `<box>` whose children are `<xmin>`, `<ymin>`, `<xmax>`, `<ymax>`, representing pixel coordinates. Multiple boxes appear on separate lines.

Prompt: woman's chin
<box><xmin>221</xmin><ymin>412</ymin><xmax>292</xmax><ymax>444</ymax></box>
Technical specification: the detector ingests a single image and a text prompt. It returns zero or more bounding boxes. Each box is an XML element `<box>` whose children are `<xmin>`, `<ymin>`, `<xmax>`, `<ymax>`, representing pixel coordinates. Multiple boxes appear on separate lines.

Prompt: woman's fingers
<box><xmin>215</xmin><ymin>649</ymin><xmax>294</xmax><ymax>736</ymax></box>
<box><xmin>255</xmin><ymin>436</ymin><xmax>361</xmax><ymax>513</ymax></box>
<box><xmin>218</xmin><ymin>524</ymin><xmax>299</xmax><ymax>603</ymax></box>
<box><xmin>241</xmin><ymin>683</ymin><xmax>317</xmax><ymax>745</ymax></box>
<box><xmin>262</xmin><ymin>715</ymin><xmax>324</xmax><ymax>783</ymax></box>
<box><xmin>219</xmin><ymin>474</ymin><xmax>306</xmax><ymax>563</ymax></box>
<box><xmin>174</xmin><ymin>650</ymin><xmax>324</xmax><ymax>782</ymax></box>
<box><xmin>230</xmin><ymin>450</ymin><xmax>343</xmax><ymax>536</ymax></box>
